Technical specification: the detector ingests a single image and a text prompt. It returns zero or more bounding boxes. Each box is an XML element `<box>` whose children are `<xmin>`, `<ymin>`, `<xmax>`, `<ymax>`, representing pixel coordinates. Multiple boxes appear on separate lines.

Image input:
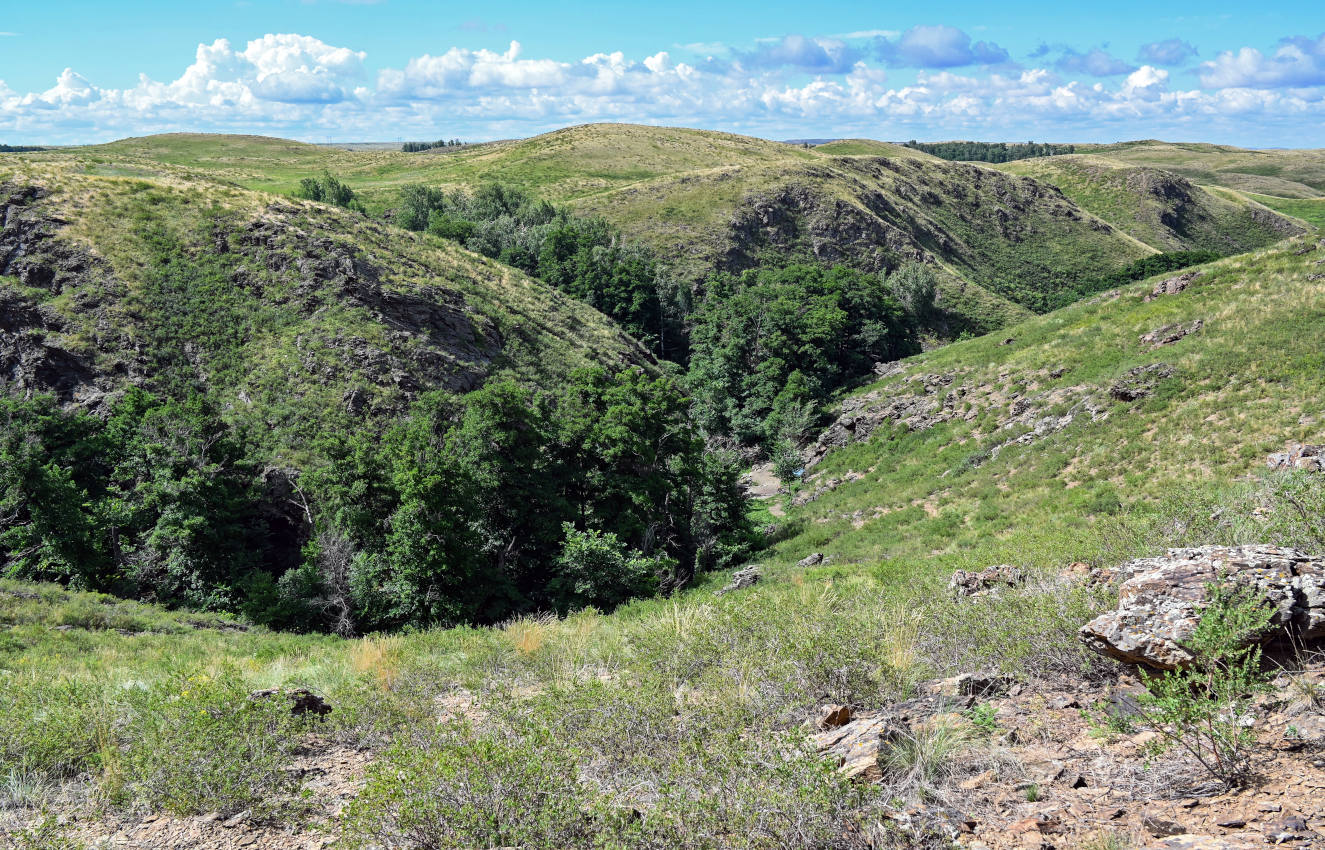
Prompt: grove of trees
<box><xmin>904</xmin><ymin>140</ymin><xmax>1075</xmax><ymax>163</ymax></box>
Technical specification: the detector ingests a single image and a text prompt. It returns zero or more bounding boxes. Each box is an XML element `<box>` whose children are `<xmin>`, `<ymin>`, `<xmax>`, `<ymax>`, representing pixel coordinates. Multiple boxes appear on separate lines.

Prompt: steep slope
<box><xmin>0</xmin><ymin>152</ymin><xmax>647</xmax><ymax>460</ymax></box>
<box><xmin>573</xmin><ymin>151</ymin><xmax>1152</xmax><ymax>315</ymax></box>
<box><xmin>1080</xmin><ymin>140</ymin><xmax>1325</xmax><ymax>199</ymax></box>
<box><xmin>754</xmin><ymin>231</ymin><xmax>1325</xmax><ymax>575</ymax></box>
<box><xmin>84</xmin><ymin>126</ymin><xmax>1156</xmax><ymax>327</ymax></box>
<box><xmin>994</xmin><ymin>155</ymin><xmax>1305</xmax><ymax>253</ymax></box>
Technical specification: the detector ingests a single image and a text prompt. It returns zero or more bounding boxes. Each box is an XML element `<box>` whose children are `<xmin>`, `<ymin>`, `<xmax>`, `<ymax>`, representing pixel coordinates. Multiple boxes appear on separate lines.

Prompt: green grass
<box><xmin>995</xmin><ymin>155</ymin><xmax>1305</xmax><ymax>252</ymax></box>
<box><xmin>759</xmin><ymin>233</ymin><xmax>1325</xmax><ymax>577</ymax></box>
<box><xmin>1079</xmin><ymin>140</ymin><xmax>1325</xmax><ymax>198</ymax></box>
<box><xmin>812</xmin><ymin>139</ymin><xmax>931</xmax><ymax>158</ymax></box>
<box><xmin>1243</xmin><ymin>193</ymin><xmax>1325</xmax><ymax>229</ymax></box>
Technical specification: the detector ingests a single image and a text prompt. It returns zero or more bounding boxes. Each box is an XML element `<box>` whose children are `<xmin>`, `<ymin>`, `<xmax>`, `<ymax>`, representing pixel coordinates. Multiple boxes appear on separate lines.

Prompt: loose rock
<box><xmin>249</xmin><ymin>687</ymin><xmax>333</xmax><ymax>717</ymax></box>
<box><xmin>1267</xmin><ymin>442</ymin><xmax>1324</xmax><ymax>473</ymax></box>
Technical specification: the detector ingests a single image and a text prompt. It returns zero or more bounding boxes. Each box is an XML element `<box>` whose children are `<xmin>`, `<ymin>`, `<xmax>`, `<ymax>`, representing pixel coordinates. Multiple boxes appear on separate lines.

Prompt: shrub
<box><xmin>108</xmin><ymin>670</ymin><xmax>313</xmax><ymax>819</ymax></box>
<box><xmin>1132</xmin><ymin>584</ymin><xmax>1274</xmax><ymax>787</ymax></box>
<box><xmin>550</xmin><ymin>524</ymin><xmax>662</xmax><ymax>612</ymax></box>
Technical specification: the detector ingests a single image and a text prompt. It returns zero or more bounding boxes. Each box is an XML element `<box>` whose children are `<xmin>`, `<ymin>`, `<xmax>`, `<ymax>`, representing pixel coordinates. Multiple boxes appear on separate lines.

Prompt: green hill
<box><xmin>812</xmin><ymin>139</ymin><xmax>930</xmax><ymax>158</ymax></box>
<box><xmin>754</xmin><ymin>231</ymin><xmax>1325</xmax><ymax>576</ymax></box>
<box><xmin>994</xmin><ymin>154</ymin><xmax>1305</xmax><ymax>253</ymax></box>
<box><xmin>81</xmin><ymin>126</ymin><xmax>1172</xmax><ymax>325</ymax></box>
<box><xmin>0</xmin><ymin>154</ymin><xmax>646</xmax><ymax>462</ymax></box>
<box><xmin>1080</xmin><ymin>140</ymin><xmax>1325</xmax><ymax>199</ymax></box>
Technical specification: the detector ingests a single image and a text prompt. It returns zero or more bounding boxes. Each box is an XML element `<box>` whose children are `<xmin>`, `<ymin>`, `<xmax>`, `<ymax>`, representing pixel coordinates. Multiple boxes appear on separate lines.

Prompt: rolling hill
<box><xmin>752</xmin><ymin>230</ymin><xmax>1325</xmax><ymax>578</ymax></box>
<box><xmin>59</xmin><ymin>127</ymin><xmax>1152</xmax><ymax>329</ymax></box>
<box><xmin>993</xmin><ymin>154</ymin><xmax>1303</xmax><ymax>253</ymax></box>
<box><xmin>1</xmin><ymin>149</ymin><xmax>648</xmax><ymax>464</ymax></box>
<box><xmin>1080</xmin><ymin>139</ymin><xmax>1325</xmax><ymax>199</ymax></box>
<box><xmin>63</xmin><ymin>126</ymin><xmax>1312</xmax><ymax>335</ymax></box>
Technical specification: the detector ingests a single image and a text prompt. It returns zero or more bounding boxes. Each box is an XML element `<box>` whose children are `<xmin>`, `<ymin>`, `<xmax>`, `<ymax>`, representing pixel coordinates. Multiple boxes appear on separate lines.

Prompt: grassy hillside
<box><xmin>5</xmin><ymin>231</ymin><xmax>1325</xmax><ymax>850</ymax></box>
<box><xmin>0</xmin><ymin>152</ymin><xmax>645</xmax><ymax>463</ymax></box>
<box><xmin>90</xmin><ymin>124</ymin><xmax>821</xmax><ymax>203</ymax></box>
<box><xmin>1081</xmin><ymin>140</ymin><xmax>1325</xmax><ymax>198</ymax></box>
<box><xmin>812</xmin><ymin>139</ymin><xmax>931</xmax><ymax>158</ymax></box>
<box><xmin>756</xmin><ymin>231</ymin><xmax>1325</xmax><ymax>577</ymax></box>
<box><xmin>573</xmin><ymin>151</ymin><xmax>1155</xmax><ymax>315</ymax></box>
<box><xmin>78</xmin><ymin>126</ymin><xmax>1171</xmax><ymax>324</ymax></box>
<box><xmin>1243</xmin><ymin>192</ymin><xmax>1325</xmax><ymax>229</ymax></box>
<box><xmin>994</xmin><ymin>154</ymin><xmax>1304</xmax><ymax>252</ymax></box>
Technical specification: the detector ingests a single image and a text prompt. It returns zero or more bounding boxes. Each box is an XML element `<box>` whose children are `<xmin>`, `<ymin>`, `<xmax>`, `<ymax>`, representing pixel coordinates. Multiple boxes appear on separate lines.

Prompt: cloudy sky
<box><xmin>1</xmin><ymin>0</ymin><xmax>1322</xmax><ymax>146</ymax></box>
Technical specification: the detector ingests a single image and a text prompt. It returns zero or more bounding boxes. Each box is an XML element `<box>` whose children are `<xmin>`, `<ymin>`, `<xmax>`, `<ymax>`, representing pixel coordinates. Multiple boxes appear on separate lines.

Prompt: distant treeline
<box><xmin>903</xmin><ymin>140</ymin><xmax>1075</xmax><ymax>163</ymax></box>
<box><xmin>402</xmin><ymin>139</ymin><xmax>465</xmax><ymax>153</ymax></box>
<box><xmin>0</xmin><ymin>144</ymin><xmax>46</xmax><ymax>153</ymax></box>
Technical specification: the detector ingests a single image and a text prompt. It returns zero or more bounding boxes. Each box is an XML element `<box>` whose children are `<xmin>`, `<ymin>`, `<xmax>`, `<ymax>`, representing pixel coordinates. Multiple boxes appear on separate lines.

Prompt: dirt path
<box><xmin>745</xmin><ymin>463</ymin><xmax>786</xmax><ymax>516</ymax></box>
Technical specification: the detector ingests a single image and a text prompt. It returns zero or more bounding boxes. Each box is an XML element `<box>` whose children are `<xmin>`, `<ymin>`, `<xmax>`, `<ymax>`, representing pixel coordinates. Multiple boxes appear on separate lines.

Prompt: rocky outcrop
<box><xmin>1080</xmin><ymin>545</ymin><xmax>1325</xmax><ymax>669</ymax></box>
<box><xmin>811</xmin><ymin>713</ymin><xmax>907</xmax><ymax>781</ymax></box>
<box><xmin>948</xmin><ymin>565</ymin><xmax>1025</xmax><ymax>597</ymax></box>
<box><xmin>1140</xmin><ymin>319</ymin><xmax>1203</xmax><ymax>350</ymax></box>
<box><xmin>1144</xmin><ymin>271</ymin><xmax>1203</xmax><ymax>301</ymax></box>
<box><xmin>249</xmin><ymin>687</ymin><xmax>333</xmax><ymax>717</ymax></box>
<box><xmin>1267</xmin><ymin>443</ymin><xmax>1324</xmax><ymax>473</ymax></box>
<box><xmin>1109</xmin><ymin>363</ymin><xmax>1174</xmax><ymax>402</ymax></box>
<box><xmin>1</xmin><ymin>183</ymin><xmax>120</xmax><ymax>407</ymax></box>
<box><xmin>715</xmin><ymin>564</ymin><xmax>761</xmax><ymax>595</ymax></box>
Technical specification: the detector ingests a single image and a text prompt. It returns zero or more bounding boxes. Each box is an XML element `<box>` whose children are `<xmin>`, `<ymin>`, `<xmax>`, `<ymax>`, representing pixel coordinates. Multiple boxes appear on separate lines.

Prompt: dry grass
<box><xmin>351</xmin><ymin>635</ymin><xmax>406</xmax><ymax>690</ymax></box>
<box><xmin>502</xmin><ymin>613</ymin><xmax>557</xmax><ymax>656</ymax></box>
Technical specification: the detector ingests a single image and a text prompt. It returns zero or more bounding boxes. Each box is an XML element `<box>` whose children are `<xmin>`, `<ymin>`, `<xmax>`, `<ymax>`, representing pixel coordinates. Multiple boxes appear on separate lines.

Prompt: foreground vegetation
<box><xmin>3</xmin><ymin>464</ymin><xmax>1322</xmax><ymax>847</ymax></box>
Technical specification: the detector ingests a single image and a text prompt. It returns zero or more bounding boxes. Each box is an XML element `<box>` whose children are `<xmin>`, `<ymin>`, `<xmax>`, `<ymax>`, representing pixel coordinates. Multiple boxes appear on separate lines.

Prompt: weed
<box><xmin>964</xmin><ymin>703</ymin><xmax>999</xmax><ymax>737</ymax></box>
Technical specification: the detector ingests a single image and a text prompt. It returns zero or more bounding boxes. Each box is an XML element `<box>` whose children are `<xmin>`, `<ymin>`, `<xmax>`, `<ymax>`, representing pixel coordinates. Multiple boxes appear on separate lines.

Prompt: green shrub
<box><xmin>108</xmin><ymin>670</ymin><xmax>313</xmax><ymax>819</ymax></box>
<box><xmin>550</xmin><ymin>524</ymin><xmax>663</xmax><ymax>612</ymax></box>
<box><xmin>1133</xmin><ymin>584</ymin><xmax>1274</xmax><ymax>787</ymax></box>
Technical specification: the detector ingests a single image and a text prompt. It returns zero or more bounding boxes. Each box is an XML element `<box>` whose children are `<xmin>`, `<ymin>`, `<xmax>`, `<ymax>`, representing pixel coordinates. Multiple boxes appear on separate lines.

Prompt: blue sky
<box><xmin>1</xmin><ymin>1</ymin><xmax>1322</xmax><ymax>146</ymax></box>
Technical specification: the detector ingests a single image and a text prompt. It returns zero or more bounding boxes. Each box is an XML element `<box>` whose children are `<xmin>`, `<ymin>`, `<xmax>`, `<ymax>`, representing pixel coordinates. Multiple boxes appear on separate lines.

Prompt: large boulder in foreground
<box><xmin>1080</xmin><ymin>545</ymin><xmax>1325</xmax><ymax>669</ymax></box>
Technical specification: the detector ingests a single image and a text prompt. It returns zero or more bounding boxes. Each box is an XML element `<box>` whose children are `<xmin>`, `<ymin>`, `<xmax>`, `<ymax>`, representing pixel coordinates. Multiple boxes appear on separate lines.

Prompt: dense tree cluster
<box><xmin>402</xmin><ymin>139</ymin><xmax>465</xmax><ymax>152</ymax></box>
<box><xmin>904</xmin><ymin>140</ymin><xmax>1076</xmax><ymax>163</ymax></box>
<box><xmin>294</xmin><ymin>172</ymin><xmax>366</xmax><ymax>213</ymax></box>
<box><xmin>1046</xmin><ymin>249</ymin><xmax>1222</xmax><ymax>309</ymax></box>
<box><xmin>0</xmin><ymin>371</ymin><xmax>750</xmax><ymax>633</ymax></box>
<box><xmin>686</xmin><ymin>264</ymin><xmax>920</xmax><ymax>449</ymax></box>
<box><xmin>395</xmin><ymin>183</ymin><xmax>687</xmax><ymax>359</ymax></box>
<box><xmin>0</xmin><ymin>144</ymin><xmax>46</xmax><ymax>153</ymax></box>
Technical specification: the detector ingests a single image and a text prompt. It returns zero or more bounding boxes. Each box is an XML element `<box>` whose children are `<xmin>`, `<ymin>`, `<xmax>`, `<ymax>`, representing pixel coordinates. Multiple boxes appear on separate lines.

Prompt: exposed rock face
<box><xmin>1080</xmin><ymin>545</ymin><xmax>1325</xmax><ymax>669</ymax></box>
<box><xmin>2</xmin><ymin>187</ymin><xmax>510</xmax><ymax>414</ymax></box>
<box><xmin>1140</xmin><ymin>319</ymin><xmax>1203</xmax><ymax>350</ymax></box>
<box><xmin>1267</xmin><ymin>443</ymin><xmax>1324</xmax><ymax>473</ymax></box>
<box><xmin>1109</xmin><ymin>363</ymin><xmax>1174</xmax><ymax>402</ymax></box>
<box><xmin>1</xmin><ymin>183</ymin><xmax>119</xmax><ymax>408</ymax></box>
<box><xmin>1144</xmin><ymin>271</ymin><xmax>1202</xmax><ymax>301</ymax></box>
<box><xmin>948</xmin><ymin>565</ymin><xmax>1025</xmax><ymax>597</ymax></box>
<box><xmin>714</xmin><ymin>564</ymin><xmax>761</xmax><ymax>595</ymax></box>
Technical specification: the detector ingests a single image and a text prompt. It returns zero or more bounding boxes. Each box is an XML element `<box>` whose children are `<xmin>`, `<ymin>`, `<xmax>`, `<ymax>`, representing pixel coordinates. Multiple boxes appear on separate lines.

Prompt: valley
<box><xmin>3</xmin><ymin>124</ymin><xmax>1325</xmax><ymax>850</ymax></box>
